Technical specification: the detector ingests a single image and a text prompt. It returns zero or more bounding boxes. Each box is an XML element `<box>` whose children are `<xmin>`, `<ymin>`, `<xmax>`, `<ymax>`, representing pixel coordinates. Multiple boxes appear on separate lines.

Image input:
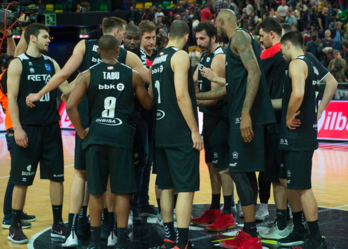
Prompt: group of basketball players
<box><xmin>1</xmin><ymin>8</ymin><xmax>338</xmax><ymax>249</ymax></box>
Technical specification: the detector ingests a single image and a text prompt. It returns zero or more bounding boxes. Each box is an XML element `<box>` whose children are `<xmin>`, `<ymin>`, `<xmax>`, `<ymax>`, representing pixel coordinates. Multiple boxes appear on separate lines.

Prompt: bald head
<box><xmin>98</xmin><ymin>35</ymin><xmax>120</xmax><ymax>58</ymax></box>
<box><xmin>217</xmin><ymin>9</ymin><xmax>236</xmax><ymax>23</ymax></box>
<box><xmin>215</xmin><ymin>9</ymin><xmax>236</xmax><ymax>42</ymax></box>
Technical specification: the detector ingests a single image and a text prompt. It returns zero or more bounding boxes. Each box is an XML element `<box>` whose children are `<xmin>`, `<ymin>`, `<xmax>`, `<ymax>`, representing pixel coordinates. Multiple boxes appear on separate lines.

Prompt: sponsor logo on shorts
<box><xmin>280</xmin><ymin>139</ymin><xmax>289</xmax><ymax>145</ymax></box>
<box><xmin>22</xmin><ymin>178</ymin><xmax>27</xmax><ymax>182</ymax></box>
<box><xmin>232</xmin><ymin>151</ymin><xmax>238</xmax><ymax>159</ymax></box>
<box><xmin>22</xmin><ymin>165</ymin><xmax>35</xmax><ymax>176</ymax></box>
<box><xmin>212</xmin><ymin>160</ymin><xmax>218</xmax><ymax>164</ymax></box>
<box><xmin>213</xmin><ymin>152</ymin><xmax>218</xmax><ymax>158</ymax></box>
<box><xmin>287</xmin><ymin>180</ymin><xmax>291</xmax><ymax>184</ymax></box>
<box><xmin>53</xmin><ymin>174</ymin><xmax>64</xmax><ymax>177</ymax></box>
<box><xmin>229</xmin><ymin>163</ymin><xmax>237</xmax><ymax>167</ymax></box>
<box><xmin>287</xmin><ymin>170</ymin><xmax>291</xmax><ymax>178</ymax></box>
<box><xmin>235</xmin><ymin>117</ymin><xmax>241</xmax><ymax>124</ymax></box>
<box><xmin>156</xmin><ymin>110</ymin><xmax>165</xmax><ymax>120</ymax></box>
<box><xmin>27</xmin><ymin>165</ymin><xmax>32</xmax><ymax>172</ymax></box>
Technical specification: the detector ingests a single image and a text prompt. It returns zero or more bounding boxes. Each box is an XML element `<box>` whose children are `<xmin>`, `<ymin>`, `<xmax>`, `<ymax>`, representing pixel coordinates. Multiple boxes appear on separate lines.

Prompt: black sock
<box><xmin>307</xmin><ymin>220</ymin><xmax>322</xmax><ymax>241</ymax></box>
<box><xmin>67</xmin><ymin>213</ymin><xmax>78</xmax><ymax>235</ymax></box>
<box><xmin>157</xmin><ymin>198</ymin><xmax>161</xmax><ymax>214</ymax></box>
<box><xmin>210</xmin><ymin>194</ymin><xmax>221</xmax><ymax>210</ymax></box>
<box><xmin>174</xmin><ymin>194</ymin><xmax>178</xmax><ymax>209</ymax></box>
<box><xmin>52</xmin><ymin>205</ymin><xmax>63</xmax><ymax>224</ymax></box>
<box><xmin>223</xmin><ymin>195</ymin><xmax>232</xmax><ymax>214</ymax></box>
<box><xmin>79</xmin><ymin>206</ymin><xmax>88</xmax><ymax>222</ymax></box>
<box><xmin>90</xmin><ymin>226</ymin><xmax>101</xmax><ymax>243</ymax></box>
<box><xmin>292</xmin><ymin>211</ymin><xmax>305</xmax><ymax>233</ymax></box>
<box><xmin>117</xmin><ymin>227</ymin><xmax>128</xmax><ymax>246</ymax></box>
<box><xmin>177</xmin><ymin>228</ymin><xmax>189</xmax><ymax>249</ymax></box>
<box><xmin>102</xmin><ymin>208</ymin><xmax>109</xmax><ymax>226</ymax></box>
<box><xmin>244</xmin><ymin>221</ymin><xmax>257</xmax><ymax>237</ymax></box>
<box><xmin>276</xmin><ymin>209</ymin><xmax>287</xmax><ymax>230</ymax></box>
<box><xmin>108</xmin><ymin>212</ymin><xmax>115</xmax><ymax>232</ymax></box>
<box><xmin>11</xmin><ymin>209</ymin><xmax>22</xmax><ymax>228</ymax></box>
<box><xmin>164</xmin><ymin>222</ymin><xmax>176</xmax><ymax>241</ymax></box>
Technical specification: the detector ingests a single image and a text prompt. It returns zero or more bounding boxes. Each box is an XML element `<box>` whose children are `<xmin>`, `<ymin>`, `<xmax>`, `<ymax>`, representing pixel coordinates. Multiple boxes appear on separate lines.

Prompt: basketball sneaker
<box><xmin>21</xmin><ymin>211</ymin><xmax>36</xmax><ymax>222</ymax></box>
<box><xmin>76</xmin><ymin>219</ymin><xmax>90</xmax><ymax>236</ymax></box>
<box><xmin>191</xmin><ymin>209</ymin><xmax>222</xmax><ymax>226</ymax></box>
<box><xmin>132</xmin><ymin>207</ymin><xmax>142</xmax><ymax>224</ymax></box>
<box><xmin>259</xmin><ymin>222</ymin><xmax>290</xmax><ymax>239</ymax></box>
<box><xmin>62</xmin><ymin>230</ymin><xmax>78</xmax><ymax>247</ymax></box>
<box><xmin>51</xmin><ymin>222</ymin><xmax>66</xmax><ymax>240</ymax></box>
<box><xmin>157</xmin><ymin>212</ymin><xmax>164</xmax><ymax>227</ymax></box>
<box><xmin>86</xmin><ymin>241</ymin><xmax>102</xmax><ymax>249</ymax></box>
<box><xmin>219</xmin><ymin>229</ymin><xmax>252</xmax><ymax>249</ymax></box>
<box><xmin>8</xmin><ymin>225</ymin><xmax>29</xmax><ymax>244</ymax></box>
<box><xmin>2</xmin><ymin>219</ymin><xmax>31</xmax><ymax>229</ymax></box>
<box><xmin>100</xmin><ymin>222</ymin><xmax>110</xmax><ymax>239</ymax></box>
<box><xmin>206</xmin><ymin>213</ymin><xmax>237</xmax><ymax>232</ymax></box>
<box><xmin>174</xmin><ymin>241</ymin><xmax>194</xmax><ymax>249</ymax></box>
<box><xmin>236</xmin><ymin>237</ymin><xmax>262</xmax><ymax>249</ymax></box>
<box><xmin>277</xmin><ymin>230</ymin><xmax>309</xmax><ymax>246</ymax></box>
<box><xmin>163</xmin><ymin>238</ymin><xmax>176</xmax><ymax>248</ymax></box>
<box><xmin>289</xmin><ymin>238</ymin><xmax>327</xmax><ymax>249</ymax></box>
<box><xmin>255</xmin><ymin>204</ymin><xmax>269</xmax><ymax>221</ymax></box>
<box><xmin>107</xmin><ymin>230</ymin><xmax>117</xmax><ymax>247</ymax></box>
<box><xmin>140</xmin><ymin>205</ymin><xmax>158</xmax><ymax>217</ymax></box>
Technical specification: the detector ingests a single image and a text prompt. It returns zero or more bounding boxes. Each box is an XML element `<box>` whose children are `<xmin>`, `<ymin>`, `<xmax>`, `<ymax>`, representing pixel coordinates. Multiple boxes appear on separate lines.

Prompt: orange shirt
<box><xmin>0</xmin><ymin>72</ymin><xmax>13</xmax><ymax>130</ymax></box>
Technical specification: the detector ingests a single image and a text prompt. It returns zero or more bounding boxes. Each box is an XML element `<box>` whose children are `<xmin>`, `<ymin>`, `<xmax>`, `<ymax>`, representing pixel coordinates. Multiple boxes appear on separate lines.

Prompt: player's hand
<box><xmin>14</xmin><ymin>128</ymin><xmax>29</xmax><ymax>148</ymax></box>
<box><xmin>26</xmin><ymin>93</ymin><xmax>41</xmax><ymax>108</ymax></box>
<box><xmin>317</xmin><ymin>110</ymin><xmax>323</xmax><ymax>121</ymax></box>
<box><xmin>200</xmin><ymin>68</ymin><xmax>216</xmax><ymax>82</ymax></box>
<box><xmin>286</xmin><ymin>111</ymin><xmax>301</xmax><ymax>130</ymax></box>
<box><xmin>192</xmin><ymin>131</ymin><xmax>204</xmax><ymax>151</ymax></box>
<box><xmin>240</xmin><ymin>112</ymin><xmax>254</xmax><ymax>142</ymax></box>
<box><xmin>79</xmin><ymin>127</ymin><xmax>89</xmax><ymax>139</ymax></box>
<box><xmin>18</xmin><ymin>14</ymin><xmax>29</xmax><ymax>31</ymax></box>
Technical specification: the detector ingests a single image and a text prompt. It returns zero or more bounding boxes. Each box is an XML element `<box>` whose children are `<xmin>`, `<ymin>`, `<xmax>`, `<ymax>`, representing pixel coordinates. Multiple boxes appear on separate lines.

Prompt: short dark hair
<box><xmin>281</xmin><ymin>23</ymin><xmax>291</xmax><ymax>34</ymax></box>
<box><xmin>280</xmin><ymin>30</ymin><xmax>303</xmax><ymax>48</ymax></box>
<box><xmin>98</xmin><ymin>35</ymin><xmax>120</xmax><ymax>52</ymax></box>
<box><xmin>169</xmin><ymin>20</ymin><xmax>190</xmax><ymax>40</ymax></box>
<box><xmin>311</xmin><ymin>35</ymin><xmax>317</xmax><ymax>41</ymax></box>
<box><xmin>138</xmin><ymin>20</ymin><xmax>156</xmax><ymax>34</ymax></box>
<box><xmin>126</xmin><ymin>23</ymin><xmax>142</xmax><ymax>35</ymax></box>
<box><xmin>194</xmin><ymin>21</ymin><xmax>217</xmax><ymax>39</ymax></box>
<box><xmin>256</xmin><ymin>17</ymin><xmax>282</xmax><ymax>37</ymax></box>
<box><xmin>102</xmin><ymin>17</ymin><xmax>126</xmax><ymax>34</ymax></box>
<box><xmin>24</xmin><ymin>23</ymin><xmax>49</xmax><ymax>44</ymax></box>
<box><xmin>342</xmin><ymin>41</ymin><xmax>348</xmax><ymax>48</ymax></box>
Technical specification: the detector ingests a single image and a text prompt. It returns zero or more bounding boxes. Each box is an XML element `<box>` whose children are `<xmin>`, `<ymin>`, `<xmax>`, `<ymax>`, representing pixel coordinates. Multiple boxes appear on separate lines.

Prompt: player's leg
<box><xmin>256</xmin><ymin>172</ymin><xmax>271</xmax><ymax>221</ymax></box>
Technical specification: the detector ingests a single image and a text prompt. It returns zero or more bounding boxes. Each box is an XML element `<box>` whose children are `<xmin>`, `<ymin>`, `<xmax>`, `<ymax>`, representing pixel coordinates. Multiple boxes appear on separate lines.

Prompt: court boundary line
<box><xmin>0</xmin><ymin>164</ymin><xmax>74</xmax><ymax>179</ymax></box>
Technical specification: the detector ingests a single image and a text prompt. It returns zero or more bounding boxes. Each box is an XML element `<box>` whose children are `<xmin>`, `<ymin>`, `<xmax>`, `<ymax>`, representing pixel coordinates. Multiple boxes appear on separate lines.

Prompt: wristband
<box><xmin>6</xmin><ymin>34</ymin><xmax>13</xmax><ymax>38</ymax></box>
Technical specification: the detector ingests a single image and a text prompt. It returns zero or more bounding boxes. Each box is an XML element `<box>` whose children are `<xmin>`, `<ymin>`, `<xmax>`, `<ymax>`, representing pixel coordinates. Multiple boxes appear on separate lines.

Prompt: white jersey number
<box><xmin>102</xmin><ymin>96</ymin><xmax>117</xmax><ymax>118</ymax></box>
<box><xmin>154</xmin><ymin>80</ymin><xmax>161</xmax><ymax>104</ymax></box>
<box><xmin>39</xmin><ymin>93</ymin><xmax>50</xmax><ymax>102</ymax></box>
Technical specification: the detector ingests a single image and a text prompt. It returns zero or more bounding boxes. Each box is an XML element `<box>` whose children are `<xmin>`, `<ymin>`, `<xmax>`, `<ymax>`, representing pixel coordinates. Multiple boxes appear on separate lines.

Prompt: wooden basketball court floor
<box><xmin>0</xmin><ymin>130</ymin><xmax>347</xmax><ymax>248</ymax></box>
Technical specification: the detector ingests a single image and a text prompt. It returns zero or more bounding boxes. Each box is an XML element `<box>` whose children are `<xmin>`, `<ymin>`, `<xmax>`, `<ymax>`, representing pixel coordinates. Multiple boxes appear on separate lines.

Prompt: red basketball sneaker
<box><xmin>219</xmin><ymin>229</ymin><xmax>252</xmax><ymax>249</ymax></box>
<box><xmin>206</xmin><ymin>213</ymin><xmax>237</xmax><ymax>232</ymax></box>
<box><xmin>191</xmin><ymin>209</ymin><xmax>222</xmax><ymax>226</ymax></box>
<box><xmin>163</xmin><ymin>238</ymin><xmax>176</xmax><ymax>249</ymax></box>
<box><xmin>237</xmin><ymin>237</ymin><xmax>262</xmax><ymax>249</ymax></box>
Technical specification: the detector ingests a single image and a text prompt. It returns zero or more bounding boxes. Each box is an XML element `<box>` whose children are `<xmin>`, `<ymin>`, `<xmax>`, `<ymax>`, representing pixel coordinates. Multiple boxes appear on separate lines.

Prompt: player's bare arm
<box><xmin>197</xmin><ymin>54</ymin><xmax>225</xmax><ymax>107</ymax></box>
<box><xmin>133</xmin><ymin>69</ymin><xmax>153</xmax><ymax>110</ymax></box>
<box><xmin>7</xmin><ymin>58</ymin><xmax>28</xmax><ymax>148</ymax></box>
<box><xmin>14</xmin><ymin>15</ymin><xmax>29</xmax><ymax>57</ymax></box>
<box><xmin>126</xmin><ymin>51</ymin><xmax>150</xmax><ymax>84</ymax></box>
<box><xmin>286</xmin><ymin>59</ymin><xmax>307</xmax><ymax>130</ymax></box>
<box><xmin>232</xmin><ymin>30</ymin><xmax>261</xmax><ymax>142</ymax></box>
<box><xmin>66</xmin><ymin>71</ymin><xmax>90</xmax><ymax>139</ymax></box>
<box><xmin>26</xmin><ymin>40</ymin><xmax>86</xmax><ymax>106</ymax></box>
<box><xmin>172</xmin><ymin>50</ymin><xmax>203</xmax><ymax>151</ymax></box>
<box><xmin>317</xmin><ymin>73</ymin><xmax>338</xmax><ymax>121</ymax></box>
<box><xmin>196</xmin><ymin>86</ymin><xmax>227</xmax><ymax>100</ymax></box>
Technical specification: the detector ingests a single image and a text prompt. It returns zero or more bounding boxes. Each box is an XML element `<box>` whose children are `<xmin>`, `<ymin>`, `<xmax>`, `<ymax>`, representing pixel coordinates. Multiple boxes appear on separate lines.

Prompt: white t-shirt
<box><xmin>277</xmin><ymin>5</ymin><xmax>289</xmax><ymax>17</ymax></box>
<box><xmin>155</xmin><ymin>12</ymin><xmax>164</xmax><ymax>24</ymax></box>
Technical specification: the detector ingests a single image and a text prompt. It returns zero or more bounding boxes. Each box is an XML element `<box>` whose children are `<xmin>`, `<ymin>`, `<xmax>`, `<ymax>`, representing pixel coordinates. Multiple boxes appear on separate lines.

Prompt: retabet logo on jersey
<box><xmin>27</xmin><ymin>74</ymin><xmax>51</xmax><ymax>83</ymax></box>
<box><xmin>103</xmin><ymin>72</ymin><xmax>120</xmax><ymax>80</ymax></box>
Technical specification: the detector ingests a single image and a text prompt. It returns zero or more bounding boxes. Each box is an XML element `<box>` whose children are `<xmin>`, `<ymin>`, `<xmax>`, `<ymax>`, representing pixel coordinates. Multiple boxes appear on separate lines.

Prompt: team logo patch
<box><xmin>117</xmin><ymin>83</ymin><xmax>125</xmax><ymax>91</ymax></box>
<box><xmin>27</xmin><ymin>165</ymin><xmax>32</xmax><ymax>172</ymax></box>
<box><xmin>280</xmin><ymin>139</ymin><xmax>289</xmax><ymax>145</ymax></box>
<box><xmin>235</xmin><ymin>117</ymin><xmax>241</xmax><ymax>124</ymax></box>
<box><xmin>206</xmin><ymin>57</ymin><xmax>211</xmax><ymax>63</ymax></box>
<box><xmin>29</xmin><ymin>68</ymin><xmax>35</xmax><ymax>73</ymax></box>
<box><xmin>134</xmin><ymin>153</ymin><xmax>139</xmax><ymax>159</ymax></box>
<box><xmin>229</xmin><ymin>163</ymin><xmax>237</xmax><ymax>167</ymax></box>
<box><xmin>45</xmin><ymin>64</ymin><xmax>52</xmax><ymax>71</ymax></box>
<box><xmin>213</xmin><ymin>152</ymin><xmax>218</xmax><ymax>158</ymax></box>
<box><xmin>232</xmin><ymin>151</ymin><xmax>238</xmax><ymax>159</ymax></box>
<box><xmin>287</xmin><ymin>170</ymin><xmax>291</xmax><ymax>177</ymax></box>
<box><xmin>156</xmin><ymin>110</ymin><xmax>165</xmax><ymax>120</ymax></box>
<box><xmin>107</xmin><ymin>66</ymin><xmax>114</xmax><ymax>70</ymax></box>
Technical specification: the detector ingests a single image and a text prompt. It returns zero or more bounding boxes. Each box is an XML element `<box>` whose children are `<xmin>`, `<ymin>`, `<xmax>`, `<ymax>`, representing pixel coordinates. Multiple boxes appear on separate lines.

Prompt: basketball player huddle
<box><xmin>5</xmin><ymin>9</ymin><xmax>337</xmax><ymax>249</ymax></box>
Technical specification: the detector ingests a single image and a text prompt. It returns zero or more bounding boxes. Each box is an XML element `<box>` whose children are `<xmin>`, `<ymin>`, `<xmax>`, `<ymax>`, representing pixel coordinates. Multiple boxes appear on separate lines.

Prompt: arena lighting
<box><xmin>80</xmin><ymin>34</ymin><xmax>89</xmax><ymax>38</ymax></box>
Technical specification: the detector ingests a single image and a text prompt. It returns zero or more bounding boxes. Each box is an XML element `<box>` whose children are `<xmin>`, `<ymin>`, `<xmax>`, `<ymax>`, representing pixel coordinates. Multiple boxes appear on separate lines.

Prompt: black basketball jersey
<box><xmin>279</xmin><ymin>55</ymin><xmax>320</xmax><ymax>151</ymax></box>
<box><xmin>152</xmin><ymin>46</ymin><xmax>198</xmax><ymax>147</ymax></box>
<box><xmin>225</xmin><ymin>29</ymin><xmax>275</xmax><ymax>130</ymax></box>
<box><xmin>79</xmin><ymin>40</ymin><xmax>128</xmax><ymax>126</ymax></box>
<box><xmin>82</xmin><ymin>62</ymin><xmax>135</xmax><ymax>150</ymax></box>
<box><xmin>198</xmin><ymin>46</ymin><xmax>228</xmax><ymax>118</ymax></box>
<box><xmin>17</xmin><ymin>53</ymin><xmax>60</xmax><ymax>125</ymax></box>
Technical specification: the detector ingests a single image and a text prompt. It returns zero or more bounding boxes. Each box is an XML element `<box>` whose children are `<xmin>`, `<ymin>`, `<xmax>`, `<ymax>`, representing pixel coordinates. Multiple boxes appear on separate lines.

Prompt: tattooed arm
<box><xmin>196</xmin><ymin>87</ymin><xmax>227</xmax><ymax>100</ymax></box>
<box><xmin>232</xmin><ymin>30</ymin><xmax>261</xmax><ymax>142</ymax></box>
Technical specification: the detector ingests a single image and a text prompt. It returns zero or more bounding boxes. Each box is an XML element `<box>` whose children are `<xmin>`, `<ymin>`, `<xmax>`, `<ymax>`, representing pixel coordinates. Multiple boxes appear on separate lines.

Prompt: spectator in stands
<box><xmin>319</xmin><ymin>29</ymin><xmax>335</xmax><ymax>66</ymax></box>
<box><xmin>168</xmin><ymin>11</ymin><xmax>174</xmax><ymax>23</ymax></box>
<box><xmin>341</xmin><ymin>41</ymin><xmax>348</xmax><ymax>65</ymax></box>
<box><xmin>285</xmin><ymin>9</ymin><xmax>297</xmax><ymax>27</ymax></box>
<box><xmin>329</xmin><ymin>50</ymin><xmax>347</xmax><ymax>82</ymax></box>
<box><xmin>37</xmin><ymin>0</ymin><xmax>45</xmax><ymax>14</ymax></box>
<box><xmin>126</xmin><ymin>6</ymin><xmax>141</xmax><ymax>25</ymax></box>
<box><xmin>183</xmin><ymin>0</ymin><xmax>190</xmax><ymax>9</ymax></box>
<box><xmin>182</xmin><ymin>9</ymin><xmax>191</xmax><ymax>23</ymax></box>
<box><xmin>238</xmin><ymin>8</ymin><xmax>250</xmax><ymax>29</ymax></box>
<box><xmin>80</xmin><ymin>1</ymin><xmax>90</xmax><ymax>12</ymax></box>
<box><xmin>141</xmin><ymin>9</ymin><xmax>149</xmax><ymax>21</ymax></box>
<box><xmin>296</xmin><ymin>0</ymin><xmax>307</xmax><ymax>30</ymax></box>
<box><xmin>229</xmin><ymin>0</ymin><xmax>238</xmax><ymax>13</ymax></box>
<box><xmin>246</xmin><ymin>0</ymin><xmax>254</xmax><ymax>15</ymax></box>
<box><xmin>155</xmin><ymin>5</ymin><xmax>164</xmax><ymax>24</ymax></box>
<box><xmin>188</xmin><ymin>45</ymin><xmax>200</xmax><ymax>73</ymax></box>
<box><xmin>318</xmin><ymin>7</ymin><xmax>328</xmax><ymax>33</ymax></box>
<box><xmin>305</xmin><ymin>35</ymin><xmax>320</xmax><ymax>60</ymax></box>
<box><xmin>316</xmin><ymin>0</ymin><xmax>325</xmax><ymax>13</ymax></box>
<box><xmin>332</xmin><ymin>21</ymin><xmax>344</xmax><ymax>50</ymax></box>
<box><xmin>277</xmin><ymin>0</ymin><xmax>289</xmax><ymax>18</ymax></box>
<box><xmin>248</xmin><ymin>11</ymin><xmax>258</xmax><ymax>27</ymax></box>
<box><xmin>254</xmin><ymin>0</ymin><xmax>265</xmax><ymax>18</ymax></box>
<box><xmin>200</xmin><ymin>5</ymin><xmax>212</xmax><ymax>21</ymax></box>
<box><xmin>147</xmin><ymin>6</ymin><xmax>156</xmax><ymax>23</ymax></box>
<box><xmin>156</xmin><ymin>28</ymin><xmax>165</xmax><ymax>51</ymax></box>
<box><xmin>301</xmin><ymin>4</ymin><xmax>317</xmax><ymax>31</ymax></box>
<box><xmin>215</xmin><ymin>0</ymin><xmax>228</xmax><ymax>14</ymax></box>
